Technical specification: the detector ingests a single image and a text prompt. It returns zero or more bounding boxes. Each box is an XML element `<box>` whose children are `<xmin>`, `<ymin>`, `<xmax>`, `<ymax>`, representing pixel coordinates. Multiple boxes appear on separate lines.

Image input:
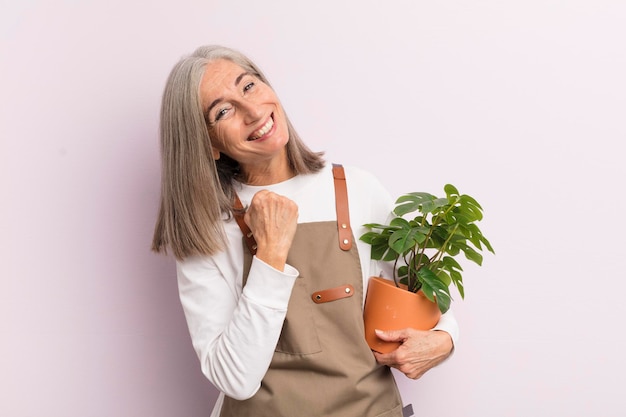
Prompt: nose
<box><xmin>240</xmin><ymin>100</ymin><xmax>263</xmax><ymax>125</ymax></box>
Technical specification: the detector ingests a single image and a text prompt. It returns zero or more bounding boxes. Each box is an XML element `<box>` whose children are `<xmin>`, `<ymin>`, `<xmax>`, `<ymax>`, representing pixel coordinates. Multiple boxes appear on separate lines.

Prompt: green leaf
<box><xmin>370</xmin><ymin>241</ymin><xmax>390</xmax><ymax>260</ymax></box>
<box><xmin>463</xmin><ymin>224</ymin><xmax>483</xmax><ymax>249</ymax></box>
<box><xmin>411</xmin><ymin>224</ymin><xmax>432</xmax><ymax>236</ymax></box>
<box><xmin>432</xmin><ymin>198</ymin><xmax>449</xmax><ymax>209</ymax></box>
<box><xmin>397</xmin><ymin>265</ymin><xmax>408</xmax><ymax>279</ymax></box>
<box><xmin>418</xmin><ymin>268</ymin><xmax>452</xmax><ymax>313</ymax></box>
<box><xmin>394</xmin><ymin>193</ymin><xmax>437</xmax><ymax>216</ymax></box>
<box><xmin>447</xmin><ymin>208</ymin><xmax>474</xmax><ymax>225</ymax></box>
<box><xmin>389</xmin><ymin>217</ymin><xmax>411</xmax><ymax>229</ymax></box>
<box><xmin>363</xmin><ymin>234</ymin><xmax>393</xmax><ymax>260</ymax></box>
<box><xmin>460</xmin><ymin>194</ymin><xmax>483</xmax><ymax>211</ymax></box>
<box><xmin>389</xmin><ymin>228</ymin><xmax>426</xmax><ymax>254</ymax></box>
<box><xmin>450</xmin><ymin>270</ymin><xmax>464</xmax><ymax>299</ymax></box>
<box><xmin>444</xmin><ymin>184</ymin><xmax>459</xmax><ymax>197</ymax></box>
<box><xmin>441</xmin><ymin>256</ymin><xmax>463</xmax><ymax>272</ymax></box>
<box><xmin>359</xmin><ymin>231</ymin><xmax>380</xmax><ymax>245</ymax></box>
<box><xmin>422</xmin><ymin>197</ymin><xmax>449</xmax><ymax>215</ymax></box>
<box><xmin>459</xmin><ymin>243</ymin><xmax>484</xmax><ymax>266</ymax></box>
<box><xmin>362</xmin><ymin>222</ymin><xmax>394</xmax><ymax>230</ymax></box>
<box><xmin>435</xmin><ymin>269</ymin><xmax>452</xmax><ymax>287</ymax></box>
<box><xmin>382</xmin><ymin>247</ymin><xmax>400</xmax><ymax>262</ymax></box>
<box><xmin>480</xmin><ymin>235</ymin><xmax>496</xmax><ymax>254</ymax></box>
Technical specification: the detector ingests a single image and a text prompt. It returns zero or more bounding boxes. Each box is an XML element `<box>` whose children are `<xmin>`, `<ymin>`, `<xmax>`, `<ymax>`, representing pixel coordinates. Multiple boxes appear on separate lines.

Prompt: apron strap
<box><xmin>332</xmin><ymin>163</ymin><xmax>353</xmax><ymax>251</ymax></box>
<box><xmin>232</xmin><ymin>163</ymin><xmax>353</xmax><ymax>255</ymax></box>
<box><xmin>233</xmin><ymin>194</ymin><xmax>257</xmax><ymax>255</ymax></box>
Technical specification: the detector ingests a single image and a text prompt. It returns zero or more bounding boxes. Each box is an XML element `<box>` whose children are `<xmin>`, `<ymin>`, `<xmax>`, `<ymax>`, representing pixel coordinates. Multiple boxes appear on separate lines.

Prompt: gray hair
<box><xmin>152</xmin><ymin>45</ymin><xmax>325</xmax><ymax>260</ymax></box>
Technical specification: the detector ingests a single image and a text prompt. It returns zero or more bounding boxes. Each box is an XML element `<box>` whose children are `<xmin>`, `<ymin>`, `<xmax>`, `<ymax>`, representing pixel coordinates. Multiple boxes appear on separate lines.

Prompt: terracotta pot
<box><xmin>363</xmin><ymin>276</ymin><xmax>442</xmax><ymax>353</ymax></box>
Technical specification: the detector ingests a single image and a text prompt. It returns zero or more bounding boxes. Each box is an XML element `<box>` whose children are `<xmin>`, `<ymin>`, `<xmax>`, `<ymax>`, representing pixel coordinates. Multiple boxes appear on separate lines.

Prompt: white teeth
<box><xmin>249</xmin><ymin>117</ymin><xmax>274</xmax><ymax>140</ymax></box>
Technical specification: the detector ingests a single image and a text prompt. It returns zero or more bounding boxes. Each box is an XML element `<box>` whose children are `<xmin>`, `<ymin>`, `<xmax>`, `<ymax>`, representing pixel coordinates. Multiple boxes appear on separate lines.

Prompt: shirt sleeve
<box><xmin>432</xmin><ymin>308</ymin><xmax>460</xmax><ymax>345</ymax></box>
<box><xmin>177</xmin><ymin>254</ymin><xmax>299</xmax><ymax>400</ymax></box>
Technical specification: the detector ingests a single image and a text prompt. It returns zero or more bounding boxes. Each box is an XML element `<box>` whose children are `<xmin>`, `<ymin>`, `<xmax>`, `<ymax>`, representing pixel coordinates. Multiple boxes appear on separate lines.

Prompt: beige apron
<box><xmin>222</xmin><ymin>165</ymin><xmax>402</xmax><ymax>417</ymax></box>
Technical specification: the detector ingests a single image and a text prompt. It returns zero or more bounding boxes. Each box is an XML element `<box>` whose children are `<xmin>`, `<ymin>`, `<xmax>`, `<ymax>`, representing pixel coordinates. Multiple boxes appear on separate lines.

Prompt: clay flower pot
<box><xmin>363</xmin><ymin>277</ymin><xmax>442</xmax><ymax>353</ymax></box>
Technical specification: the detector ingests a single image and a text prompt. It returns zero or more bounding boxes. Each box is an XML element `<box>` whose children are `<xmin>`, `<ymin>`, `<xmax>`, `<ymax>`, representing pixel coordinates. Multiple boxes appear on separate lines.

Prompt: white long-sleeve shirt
<box><xmin>176</xmin><ymin>164</ymin><xmax>459</xmax><ymax>413</ymax></box>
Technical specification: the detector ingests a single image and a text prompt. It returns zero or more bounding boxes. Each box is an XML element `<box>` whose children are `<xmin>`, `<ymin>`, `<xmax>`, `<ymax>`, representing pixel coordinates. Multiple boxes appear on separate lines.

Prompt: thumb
<box><xmin>375</xmin><ymin>328</ymin><xmax>408</xmax><ymax>343</ymax></box>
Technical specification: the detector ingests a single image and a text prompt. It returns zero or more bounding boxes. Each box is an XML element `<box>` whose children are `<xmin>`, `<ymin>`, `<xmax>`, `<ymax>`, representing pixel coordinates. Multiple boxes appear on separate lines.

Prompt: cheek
<box><xmin>209</xmin><ymin>126</ymin><xmax>233</xmax><ymax>151</ymax></box>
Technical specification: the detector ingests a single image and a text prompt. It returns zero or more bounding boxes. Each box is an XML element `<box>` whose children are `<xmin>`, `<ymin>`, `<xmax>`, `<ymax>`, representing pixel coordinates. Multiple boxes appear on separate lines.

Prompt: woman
<box><xmin>152</xmin><ymin>45</ymin><xmax>458</xmax><ymax>417</ymax></box>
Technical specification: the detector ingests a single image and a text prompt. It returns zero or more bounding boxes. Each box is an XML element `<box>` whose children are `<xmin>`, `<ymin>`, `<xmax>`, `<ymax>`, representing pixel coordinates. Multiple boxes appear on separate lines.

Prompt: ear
<box><xmin>211</xmin><ymin>147</ymin><xmax>221</xmax><ymax>160</ymax></box>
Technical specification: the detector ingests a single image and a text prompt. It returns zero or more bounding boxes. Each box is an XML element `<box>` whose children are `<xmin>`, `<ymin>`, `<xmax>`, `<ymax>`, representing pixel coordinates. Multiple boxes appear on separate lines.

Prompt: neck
<box><xmin>239</xmin><ymin>155</ymin><xmax>294</xmax><ymax>186</ymax></box>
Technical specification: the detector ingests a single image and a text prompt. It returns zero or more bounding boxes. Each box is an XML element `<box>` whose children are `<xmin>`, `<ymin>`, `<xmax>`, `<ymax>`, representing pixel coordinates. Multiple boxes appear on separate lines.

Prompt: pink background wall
<box><xmin>2</xmin><ymin>1</ymin><xmax>625</xmax><ymax>416</ymax></box>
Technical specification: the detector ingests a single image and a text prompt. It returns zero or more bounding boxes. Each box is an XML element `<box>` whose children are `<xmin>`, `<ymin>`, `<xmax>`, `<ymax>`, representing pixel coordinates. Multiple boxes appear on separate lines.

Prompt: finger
<box><xmin>245</xmin><ymin>192</ymin><xmax>298</xmax><ymax>231</ymax></box>
<box><xmin>373</xmin><ymin>350</ymin><xmax>394</xmax><ymax>366</ymax></box>
<box><xmin>375</xmin><ymin>328</ymin><xmax>408</xmax><ymax>343</ymax></box>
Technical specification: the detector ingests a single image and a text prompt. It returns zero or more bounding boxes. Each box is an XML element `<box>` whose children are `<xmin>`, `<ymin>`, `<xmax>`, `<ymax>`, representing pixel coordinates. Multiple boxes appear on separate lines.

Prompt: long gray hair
<box><xmin>151</xmin><ymin>45</ymin><xmax>325</xmax><ymax>260</ymax></box>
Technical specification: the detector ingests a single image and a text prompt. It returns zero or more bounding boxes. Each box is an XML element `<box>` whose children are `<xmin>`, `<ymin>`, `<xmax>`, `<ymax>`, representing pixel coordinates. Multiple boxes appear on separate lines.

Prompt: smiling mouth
<box><xmin>248</xmin><ymin>115</ymin><xmax>274</xmax><ymax>141</ymax></box>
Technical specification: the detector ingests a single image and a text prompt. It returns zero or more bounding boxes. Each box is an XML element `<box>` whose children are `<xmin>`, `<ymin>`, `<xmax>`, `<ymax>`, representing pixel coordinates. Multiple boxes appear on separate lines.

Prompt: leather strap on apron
<box><xmin>233</xmin><ymin>193</ymin><xmax>257</xmax><ymax>256</ymax></box>
<box><xmin>331</xmin><ymin>163</ymin><xmax>354</xmax><ymax>251</ymax></box>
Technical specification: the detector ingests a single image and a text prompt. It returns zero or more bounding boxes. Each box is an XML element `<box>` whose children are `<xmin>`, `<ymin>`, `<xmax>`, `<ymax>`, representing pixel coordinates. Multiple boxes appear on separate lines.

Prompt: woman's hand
<box><xmin>373</xmin><ymin>329</ymin><xmax>453</xmax><ymax>379</ymax></box>
<box><xmin>244</xmin><ymin>190</ymin><xmax>298</xmax><ymax>271</ymax></box>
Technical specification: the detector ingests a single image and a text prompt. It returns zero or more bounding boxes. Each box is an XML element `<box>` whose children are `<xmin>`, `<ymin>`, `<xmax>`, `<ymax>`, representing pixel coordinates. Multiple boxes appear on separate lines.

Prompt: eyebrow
<box><xmin>204</xmin><ymin>71</ymin><xmax>251</xmax><ymax>120</ymax></box>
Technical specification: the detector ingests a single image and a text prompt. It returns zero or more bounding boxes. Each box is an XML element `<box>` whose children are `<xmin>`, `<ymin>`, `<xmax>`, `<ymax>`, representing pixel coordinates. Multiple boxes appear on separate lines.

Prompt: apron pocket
<box><xmin>275</xmin><ymin>278</ymin><xmax>322</xmax><ymax>355</ymax></box>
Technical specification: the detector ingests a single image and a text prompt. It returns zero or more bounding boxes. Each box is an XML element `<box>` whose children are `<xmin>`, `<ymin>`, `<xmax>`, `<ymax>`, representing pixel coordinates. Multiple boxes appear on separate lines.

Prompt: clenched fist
<box><xmin>244</xmin><ymin>190</ymin><xmax>298</xmax><ymax>271</ymax></box>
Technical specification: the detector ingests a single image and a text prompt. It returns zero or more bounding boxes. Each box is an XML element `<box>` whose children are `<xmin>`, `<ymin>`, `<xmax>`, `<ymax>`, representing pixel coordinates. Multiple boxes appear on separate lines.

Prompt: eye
<box><xmin>214</xmin><ymin>106</ymin><xmax>231</xmax><ymax>121</ymax></box>
<box><xmin>243</xmin><ymin>81</ymin><xmax>255</xmax><ymax>92</ymax></box>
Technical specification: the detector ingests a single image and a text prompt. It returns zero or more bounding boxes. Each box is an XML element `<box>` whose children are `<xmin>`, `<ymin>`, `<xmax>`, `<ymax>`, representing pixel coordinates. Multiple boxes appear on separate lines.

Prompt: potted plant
<box><xmin>360</xmin><ymin>184</ymin><xmax>494</xmax><ymax>352</ymax></box>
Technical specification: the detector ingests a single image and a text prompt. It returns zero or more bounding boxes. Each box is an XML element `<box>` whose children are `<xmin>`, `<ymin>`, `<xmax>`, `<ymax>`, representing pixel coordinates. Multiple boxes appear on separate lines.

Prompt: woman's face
<box><xmin>200</xmin><ymin>59</ymin><xmax>289</xmax><ymax>171</ymax></box>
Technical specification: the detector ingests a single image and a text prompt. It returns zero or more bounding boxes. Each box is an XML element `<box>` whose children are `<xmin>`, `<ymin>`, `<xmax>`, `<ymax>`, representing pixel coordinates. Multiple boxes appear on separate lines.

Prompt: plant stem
<box><xmin>429</xmin><ymin>223</ymin><xmax>460</xmax><ymax>271</ymax></box>
<box><xmin>392</xmin><ymin>256</ymin><xmax>400</xmax><ymax>287</ymax></box>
